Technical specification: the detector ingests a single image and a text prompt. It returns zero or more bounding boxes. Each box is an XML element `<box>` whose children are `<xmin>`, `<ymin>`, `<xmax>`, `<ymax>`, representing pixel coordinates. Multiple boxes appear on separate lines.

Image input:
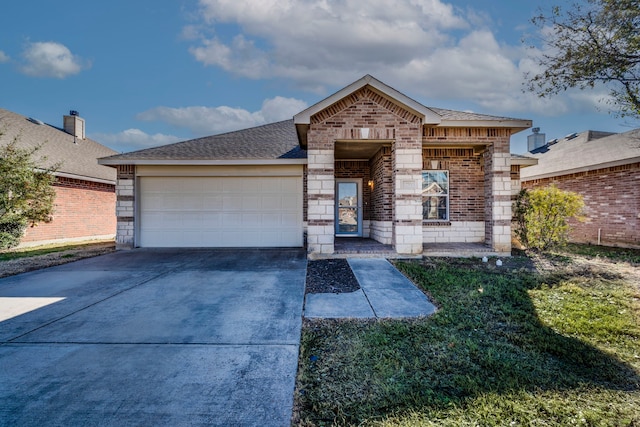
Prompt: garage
<box><xmin>98</xmin><ymin>119</ymin><xmax>307</xmax><ymax>250</ymax></box>
<box><xmin>138</xmin><ymin>174</ymin><xmax>303</xmax><ymax>248</ymax></box>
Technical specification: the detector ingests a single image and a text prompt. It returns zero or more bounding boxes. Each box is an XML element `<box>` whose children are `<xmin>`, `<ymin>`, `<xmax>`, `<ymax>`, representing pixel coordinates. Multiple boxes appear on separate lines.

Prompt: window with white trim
<box><xmin>422</xmin><ymin>170</ymin><xmax>449</xmax><ymax>221</ymax></box>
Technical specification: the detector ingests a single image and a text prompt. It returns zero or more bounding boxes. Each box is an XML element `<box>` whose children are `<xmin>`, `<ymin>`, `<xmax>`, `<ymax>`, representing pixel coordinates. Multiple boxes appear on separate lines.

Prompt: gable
<box><xmin>311</xmin><ymin>86</ymin><xmax>423</xmax><ymax>126</ymax></box>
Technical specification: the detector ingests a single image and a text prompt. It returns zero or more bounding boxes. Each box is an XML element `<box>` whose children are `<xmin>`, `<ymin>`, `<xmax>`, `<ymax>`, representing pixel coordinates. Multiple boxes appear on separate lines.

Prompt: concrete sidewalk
<box><xmin>304</xmin><ymin>258</ymin><xmax>436</xmax><ymax>319</ymax></box>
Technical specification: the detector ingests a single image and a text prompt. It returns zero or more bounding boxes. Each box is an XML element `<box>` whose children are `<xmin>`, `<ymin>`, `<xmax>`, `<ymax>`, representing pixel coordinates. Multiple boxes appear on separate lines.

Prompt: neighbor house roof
<box><xmin>99</xmin><ymin>120</ymin><xmax>306</xmax><ymax>166</ymax></box>
<box><xmin>0</xmin><ymin>108</ymin><xmax>117</xmax><ymax>184</ymax></box>
<box><xmin>520</xmin><ymin>129</ymin><xmax>640</xmax><ymax>181</ymax></box>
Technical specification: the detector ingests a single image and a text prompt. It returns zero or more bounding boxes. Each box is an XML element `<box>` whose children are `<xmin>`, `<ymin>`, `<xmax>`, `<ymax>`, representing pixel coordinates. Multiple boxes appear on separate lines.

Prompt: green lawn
<box><xmin>294</xmin><ymin>249</ymin><xmax>640</xmax><ymax>426</ymax></box>
<box><xmin>0</xmin><ymin>240</ymin><xmax>113</xmax><ymax>261</ymax></box>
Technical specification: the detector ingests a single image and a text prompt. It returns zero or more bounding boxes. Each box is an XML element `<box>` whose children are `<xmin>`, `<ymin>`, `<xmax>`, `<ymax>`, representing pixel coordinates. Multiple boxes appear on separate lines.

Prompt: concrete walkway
<box><xmin>304</xmin><ymin>258</ymin><xmax>437</xmax><ymax>318</ymax></box>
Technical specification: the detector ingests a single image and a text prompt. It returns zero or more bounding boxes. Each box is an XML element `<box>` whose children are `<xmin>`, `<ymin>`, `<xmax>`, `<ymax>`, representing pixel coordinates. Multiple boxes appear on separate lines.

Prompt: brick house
<box><xmin>0</xmin><ymin>108</ymin><xmax>117</xmax><ymax>247</ymax></box>
<box><xmin>100</xmin><ymin>75</ymin><xmax>532</xmax><ymax>257</ymax></box>
<box><xmin>521</xmin><ymin>129</ymin><xmax>640</xmax><ymax>248</ymax></box>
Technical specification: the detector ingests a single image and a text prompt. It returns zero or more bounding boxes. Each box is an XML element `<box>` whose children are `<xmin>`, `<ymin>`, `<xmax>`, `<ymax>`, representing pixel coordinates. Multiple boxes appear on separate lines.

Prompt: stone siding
<box><xmin>115</xmin><ymin>165</ymin><xmax>135</xmax><ymax>249</ymax></box>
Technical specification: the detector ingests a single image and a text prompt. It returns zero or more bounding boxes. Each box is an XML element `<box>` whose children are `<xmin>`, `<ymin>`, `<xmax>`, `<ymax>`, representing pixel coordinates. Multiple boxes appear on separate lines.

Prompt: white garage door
<box><xmin>138</xmin><ymin>176</ymin><xmax>302</xmax><ymax>247</ymax></box>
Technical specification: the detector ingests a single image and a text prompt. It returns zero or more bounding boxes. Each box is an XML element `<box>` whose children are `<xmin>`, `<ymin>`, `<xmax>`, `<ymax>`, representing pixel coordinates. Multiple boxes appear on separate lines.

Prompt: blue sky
<box><xmin>1</xmin><ymin>0</ymin><xmax>637</xmax><ymax>154</ymax></box>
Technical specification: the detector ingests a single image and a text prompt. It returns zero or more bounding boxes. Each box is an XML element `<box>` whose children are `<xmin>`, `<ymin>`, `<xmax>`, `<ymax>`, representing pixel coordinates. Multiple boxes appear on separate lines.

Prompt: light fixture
<box><xmin>368</xmin><ymin>180</ymin><xmax>374</xmax><ymax>190</ymax></box>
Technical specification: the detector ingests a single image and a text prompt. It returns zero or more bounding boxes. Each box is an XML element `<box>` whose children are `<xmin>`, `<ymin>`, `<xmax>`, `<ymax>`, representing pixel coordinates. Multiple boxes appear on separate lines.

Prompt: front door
<box><xmin>335</xmin><ymin>179</ymin><xmax>362</xmax><ymax>237</ymax></box>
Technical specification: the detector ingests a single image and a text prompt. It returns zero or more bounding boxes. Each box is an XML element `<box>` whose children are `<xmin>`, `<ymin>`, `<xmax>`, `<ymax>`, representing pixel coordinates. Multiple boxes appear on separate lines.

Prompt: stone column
<box><xmin>306</xmin><ymin>130</ymin><xmax>335</xmax><ymax>257</ymax></box>
<box><xmin>115</xmin><ymin>165</ymin><xmax>135</xmax><ymax>249</ymax></box>
<box><xmin>392</xmin><ymin>128</ymin><xmax>424</xmax><ymax>255</ymax></box>
<box><xmin>484</xmin><ymin>140</ymin><xmax>512</xmax><ymax>254</ymax></box>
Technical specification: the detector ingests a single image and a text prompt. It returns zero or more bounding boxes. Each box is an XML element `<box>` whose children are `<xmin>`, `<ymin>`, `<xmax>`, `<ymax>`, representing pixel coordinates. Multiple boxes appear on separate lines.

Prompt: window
<box><xmin>422</xmin><ymin>170</ymin><xmax>449</xmax><ymax>220</ymax></box>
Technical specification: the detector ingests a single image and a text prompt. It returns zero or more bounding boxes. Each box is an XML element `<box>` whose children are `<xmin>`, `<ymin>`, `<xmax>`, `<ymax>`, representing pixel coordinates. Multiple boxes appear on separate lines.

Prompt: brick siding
<box><xmin>306</xmin><ymin>86</ymin><xmax>423</xmax><ymax>254</ymax></box>
<box><xmin>522</xmin><ymin>162</ymin><xmax>640</xmax><ymax>248</ymax></box>
<box><xmin>422</xmin><ymin>148</ymin><xmax>484</xmax><ymax>222</ymax></box>
<box><xmin>21</xmin><ymin>177</ymin><xmax>116</xmax><ymax>244</ymax></box>
<box><xmin>370</xmin><ymin>146</ymin><xmax>393</xmax><ymax>221</ymax></box>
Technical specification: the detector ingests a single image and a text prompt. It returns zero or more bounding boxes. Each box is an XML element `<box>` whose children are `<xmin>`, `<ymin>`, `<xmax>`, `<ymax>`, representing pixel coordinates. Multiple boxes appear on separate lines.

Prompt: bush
<box><xmin>0</xmin><ymin>136</ymin><xmax>57</xmax><ymax>250</ymax></box>
<box><xmin>514</xmin><ymin>185</ymin><xmax>584</xmax><ymax>251</ymax></box>
<box><xmin>0</xmin><ymin>219</ymin><xmax>27</xmax><ymax>249</ymax></box>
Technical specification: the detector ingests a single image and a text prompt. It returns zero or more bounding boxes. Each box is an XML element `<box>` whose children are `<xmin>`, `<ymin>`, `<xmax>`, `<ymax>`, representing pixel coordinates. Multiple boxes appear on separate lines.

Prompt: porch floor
<box><xmin>329</xmin><ymin>238</ymin><xmax>510</xmax><ymax>259</ymax></box>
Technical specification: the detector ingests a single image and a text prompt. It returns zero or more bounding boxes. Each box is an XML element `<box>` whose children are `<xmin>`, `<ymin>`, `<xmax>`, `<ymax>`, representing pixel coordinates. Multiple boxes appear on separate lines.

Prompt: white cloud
<box><xmin>136</xmin><ymin>96</ymin><xmax>308</xmax><ymax>135</ymax></box>
<box><xmin>0</xmin><ymin>51</ymin><xmax>9</xmax><ymax>63</ymax></box>
<box><xmin>92</xmin><ymin>129</ymin><xmax>182</xmax><ymax>153</ymax></box>
<box><xmin>185</xmin><ymin>0</ymin><xmax>586</xmax><ymax>117</ymax></box>
<box><xmin>188</xmin><ymin>0</ymin><xmax>468</xmax><ymax>90</ymax></box>
<box><xmin>20</xmin><ymin>41</ymin><xmax>88</xmax><ymax>78</ymax></box>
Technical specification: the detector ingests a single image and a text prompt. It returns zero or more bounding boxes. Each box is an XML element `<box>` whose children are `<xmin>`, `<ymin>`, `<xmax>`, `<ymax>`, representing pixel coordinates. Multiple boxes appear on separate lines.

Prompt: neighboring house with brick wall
<box><xmin>100</xmin><ymin>75</ymin><xmax>532</xmax><ymax>257</ymax></box>
<box><xmin>521</xmin><ymin>129</ymin><xmax>640</xmax><ymax>248</ymax></box>
<box><xmin>0</xmin><ymin>108</ymin><xmax>117</xmax><ymax>247</ymax></box>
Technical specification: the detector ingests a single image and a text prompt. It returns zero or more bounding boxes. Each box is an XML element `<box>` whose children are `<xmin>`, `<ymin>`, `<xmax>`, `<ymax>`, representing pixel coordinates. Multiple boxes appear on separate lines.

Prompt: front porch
<box><xmin>316</xmin><ymin>238</ymin><xmax>508</xmax><ymax>259</ymax></box>
<box><xmin>297</xmin><ymin>75</ymin><xmax>527</xmax><ymax>260</ymax></box>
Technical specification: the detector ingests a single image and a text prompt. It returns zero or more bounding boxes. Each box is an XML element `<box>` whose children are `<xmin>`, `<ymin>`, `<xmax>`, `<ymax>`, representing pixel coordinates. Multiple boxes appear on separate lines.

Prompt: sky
<box><xmin>1</xmin><ymin>0</ymin><xmax>637</xmax><ymax>155</ymax></box>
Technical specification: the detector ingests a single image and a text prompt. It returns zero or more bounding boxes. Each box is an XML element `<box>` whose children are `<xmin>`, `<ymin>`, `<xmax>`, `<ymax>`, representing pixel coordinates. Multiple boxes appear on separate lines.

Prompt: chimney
<box><xmin>63</xmin><ymin>110</ymin><xmax>85</xmax><ymax>140</ymax></box>
<box><xmin>527</xmin><ymin>127</ymin><xmax>546</xmax><ymax>152</ymax></box>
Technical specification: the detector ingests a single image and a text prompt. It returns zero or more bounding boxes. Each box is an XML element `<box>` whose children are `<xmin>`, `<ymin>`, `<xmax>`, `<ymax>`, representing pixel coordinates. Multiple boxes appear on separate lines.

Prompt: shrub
<box><xmin>514</xmin><ymin>185</ymin><xmax>584</xmax><ymax>251</ymax></box>
<box><xmin>0</xmin><ymin>136</ymin><xmax>57</xmax><ymax>250</ymax></box>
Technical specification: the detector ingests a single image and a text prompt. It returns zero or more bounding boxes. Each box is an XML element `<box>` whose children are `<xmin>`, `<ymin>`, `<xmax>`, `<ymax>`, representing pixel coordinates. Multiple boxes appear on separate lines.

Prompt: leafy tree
<box><xmin>514</xmin><ymin>186</ymin><xmax>585</xmax><ymax>251</ymax></box>
<box><xmin>0</xmin><ymin>136</ymin><xmax>57</xmax><ymax>249</ymax></box>
<box><xmin>526</xmin><ymin>0</ymin><xmax>640</xmax><ymax>119</ymax></box>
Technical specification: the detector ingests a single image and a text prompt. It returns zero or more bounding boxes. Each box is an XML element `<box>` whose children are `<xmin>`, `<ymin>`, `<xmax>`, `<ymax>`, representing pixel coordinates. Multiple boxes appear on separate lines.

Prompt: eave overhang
<box><xmin>437</xmin><ymin>119</ymin><xmax>533</xmax><ymax>134</ymax></box>
<box><xmin>98</xmin><ymin>158</ymin><xmax>307</xmax><ymax>167</ymax></box>
<box><xmin>521</xmin><ymin>156</ymin><xmax>640</xmax><ymax>181</ymax></box>
<box><xmin>510</xmin><ymin>156</ymin><xmax>539</xmax><ymax>167</ymax></box>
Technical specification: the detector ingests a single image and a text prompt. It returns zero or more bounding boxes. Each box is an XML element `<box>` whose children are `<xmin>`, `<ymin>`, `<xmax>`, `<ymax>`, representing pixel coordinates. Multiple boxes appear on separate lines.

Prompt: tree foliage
<box><xmin>0</xmin><ymin>136</ymin><xmax>57</xmax><ymax>249</ymax></box>
<box><xmin>526</xmin><ymin>0</ymin><xmax>640</xmax><ymax>119</ymax></box>
<box><xmin>514</xmin><ymin>186</ymin><xmax>585</xmax><ymax>251</ymax></box>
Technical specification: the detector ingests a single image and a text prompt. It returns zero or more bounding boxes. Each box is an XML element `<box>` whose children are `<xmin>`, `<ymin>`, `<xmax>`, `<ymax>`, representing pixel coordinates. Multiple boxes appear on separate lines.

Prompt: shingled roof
<box><xmin>0</xmin><ymin>108</ymin><xmax>117</xmax><ymax>183</ymax></box>
<box><xmin>100</xmin><ymin>120</ymin><xmax>306</xmax><ymax>165</ymax></box>
<box><xmin>100</xmin><ymin>75</ymin><xmax>532</xmax><ymax>166</ymax></box>
<box><xmin>427</xmin><ymin>107</ymin><xmax>528</xmax><ymax>123</ymax></box>
<box><xmin>521</xmin><ymin>129</ymin><xmax>640</xmax><ymax>180</ymax></box>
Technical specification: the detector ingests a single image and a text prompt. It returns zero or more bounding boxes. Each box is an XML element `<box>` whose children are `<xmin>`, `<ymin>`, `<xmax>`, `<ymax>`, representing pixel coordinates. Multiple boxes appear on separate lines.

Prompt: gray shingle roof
<box><xmin>427</xmin><ymin>107</ymin><xmax>528</xmax><ymax>122</ymax></box>
<box><xmin>520</xmin><ymin>129</ymin><xmax>640</xmax><ymax>180</ymax></box>
<box><xmin>100</xmin><ymin>119</ymin><xmax>306</xmax><ymax>163</ymax></box>
<box><xmin>0</xmin><ymin>108</ymin><xmax>117</xmax><ymax>183</ymax></box>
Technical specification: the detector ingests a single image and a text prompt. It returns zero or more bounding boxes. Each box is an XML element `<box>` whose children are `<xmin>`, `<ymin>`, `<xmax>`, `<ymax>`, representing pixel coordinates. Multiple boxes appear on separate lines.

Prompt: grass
<box><xmin>0</xmin><ymin>240</ymin><xmax>114</xmax><ymax>261</ymax></box>
<box><xmin>560</xmin><ymin>243</ymin><xmax>640</xmax><ymax>264</ymax></box>
<box><xmin>294</xmin><ymin>251</ymin><xmax>640</xmax><ymax>426</ymax></box>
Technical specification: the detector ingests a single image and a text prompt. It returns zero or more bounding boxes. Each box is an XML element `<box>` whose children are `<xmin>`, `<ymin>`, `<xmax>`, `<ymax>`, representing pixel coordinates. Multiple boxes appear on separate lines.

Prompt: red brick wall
<box><xmin>307</xmin><ymin>86</ymin><xmax>422</xmax><ymax>230</ymax></box>
<box><xmin>370</xmin><ymin>146</ymin><xmax>393</xmax><ymax>221</ymax></box>
<box><xmin>21</xmin><ymin>177</ymin><xmax>116</xmax><ymax>244</ymax></box>
<box><xmin>422</xmin><ymin>148</ymin><xmax>484</xmax><ymax>222</ymax></box>
<box><xmin>522</xmin><ymin>162</ymin><xmax>640</xmax><ymax>248</ymax></box>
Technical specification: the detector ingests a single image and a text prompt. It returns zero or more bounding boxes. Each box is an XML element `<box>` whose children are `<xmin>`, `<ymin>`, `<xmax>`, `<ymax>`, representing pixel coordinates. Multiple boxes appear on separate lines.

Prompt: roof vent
<box><xmin>27</xmin><ymin>117</ymin><xmax>44</xmax><ymax>125</ymax></box>
<box><xmin>565</xmin><ymin>132</ymin><xmax>578</xmax><ymax>140</ymax></box>
<box><xmin>70</xmin><ymin>110</ymin><xmax>79</xmax><ymax>116</ymax></box>
<box><xmin>548</xmin><ymin>138</ymin><xmax>559</xmax><ymax>145</ymax></box>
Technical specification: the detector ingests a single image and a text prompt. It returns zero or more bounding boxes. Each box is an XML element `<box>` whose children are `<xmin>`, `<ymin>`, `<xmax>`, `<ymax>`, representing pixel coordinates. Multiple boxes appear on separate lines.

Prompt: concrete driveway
<box><xmin>0</xmin><ymin>248</ymin><xmax>307</xmax><ymax>426</ymax></box>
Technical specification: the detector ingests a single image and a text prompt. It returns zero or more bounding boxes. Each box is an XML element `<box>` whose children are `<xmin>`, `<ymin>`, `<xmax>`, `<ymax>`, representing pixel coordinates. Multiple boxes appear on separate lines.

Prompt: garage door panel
<box><xmin>139</xmin><ymin>176</ymin><xmax>302</xmax><ymax>247</ymax></box>
<box><xmin>202</xmin><ymin>195</ymin><xmax>223</xmax><ymax>209</ymax></box>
